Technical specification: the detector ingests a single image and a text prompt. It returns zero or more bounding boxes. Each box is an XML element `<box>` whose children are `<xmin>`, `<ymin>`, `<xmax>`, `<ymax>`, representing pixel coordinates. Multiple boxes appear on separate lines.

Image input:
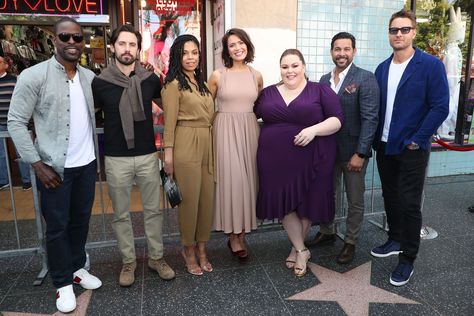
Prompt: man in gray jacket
<box><xmin>8</xmin><ymin>17</ymin><xmax>101</xmax><ymax>313</ymax></box>
<box><xmin>307</xmin><ymin>32</ymin><xmax>379</xmax><ymax>264</ymax></box>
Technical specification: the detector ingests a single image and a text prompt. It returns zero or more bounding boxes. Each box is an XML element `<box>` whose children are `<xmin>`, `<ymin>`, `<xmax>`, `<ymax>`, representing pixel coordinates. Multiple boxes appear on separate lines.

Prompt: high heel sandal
<box><xmin>285</xmin><ymin>247</ymin><xmax>296</xmax><ymax>269</ymax></box>
<box><xmin>294</xmin><ymin>248</ymin><xmax>311</xmax><ymax>277</ymax></box>
<box><xmin>181</xmin><ymin>249</ymin><xmax>203</xmax><ymax>276</ymax></box>
<box><xmin>227</xmin><ymin>239</ymin><xmax>248</xmax><ymax>261</ymax></box>
<box><xmin>237</xmin><ymin>233</ymin><xmax>249</xmax><ymax>261</ymax></box>
<box><xmin>196</xmin><ymin>247</ymin><xmax>213</xmax><ymax>273</ymax></box>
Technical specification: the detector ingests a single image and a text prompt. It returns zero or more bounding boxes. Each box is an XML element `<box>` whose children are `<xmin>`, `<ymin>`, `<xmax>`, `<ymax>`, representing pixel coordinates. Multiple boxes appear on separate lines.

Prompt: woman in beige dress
<box><xmin>162</xmin><ymin>34</ymin><xmax>215</xmax><ymax>275</ymax></box>
<box><xmin>208</xmin><ymin>28</ymin><xmax>263</xmax><ymax>260</ymax></box>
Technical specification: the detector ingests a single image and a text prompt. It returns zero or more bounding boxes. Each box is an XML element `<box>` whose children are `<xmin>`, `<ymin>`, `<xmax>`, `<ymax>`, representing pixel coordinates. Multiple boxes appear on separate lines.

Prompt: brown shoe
<box><xmin>119</xmin><ymin>262</ymin><xmax>137</xmax><ymax>287</ymax></box>
<box><xmin>148</xmin><ymin>258</ymin><xmax>176</xmax><ymax>280</ymax></box>
<box><xmin>306</xmin><ymin>232</ymin><xmax>336</xmax><ymax>247</ymax></box>
<box><xmin>337</xmin><ymin>243</ymin><xmax>355</xmax><ymax>264</ymax></box>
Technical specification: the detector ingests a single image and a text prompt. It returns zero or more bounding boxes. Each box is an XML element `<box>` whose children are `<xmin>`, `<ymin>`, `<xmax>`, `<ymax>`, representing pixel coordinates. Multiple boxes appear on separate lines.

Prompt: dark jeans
<box><xmin>376</xmin><ymin>143</ymin><xmax>429</xmax><ymax>264</ymax></box>
<box><xmin>39</xmin><ymin>160</ymin><xmax>96</xmax><ymax>288</ymax></box>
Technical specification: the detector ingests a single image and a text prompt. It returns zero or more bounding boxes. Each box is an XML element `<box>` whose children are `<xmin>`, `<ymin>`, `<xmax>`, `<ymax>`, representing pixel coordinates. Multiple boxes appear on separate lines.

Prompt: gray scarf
<box><xmin>98</xmin><ymin>62</ymin><xmax>153</xmax><ymax>149</ymax></box>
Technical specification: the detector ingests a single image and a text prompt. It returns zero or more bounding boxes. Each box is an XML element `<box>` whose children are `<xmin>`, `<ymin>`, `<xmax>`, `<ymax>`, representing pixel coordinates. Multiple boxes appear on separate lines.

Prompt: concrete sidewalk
<box><xmin>1</xmin><ymin>174</ymin><xmax>473</xmax><ymax>316</ymax></box>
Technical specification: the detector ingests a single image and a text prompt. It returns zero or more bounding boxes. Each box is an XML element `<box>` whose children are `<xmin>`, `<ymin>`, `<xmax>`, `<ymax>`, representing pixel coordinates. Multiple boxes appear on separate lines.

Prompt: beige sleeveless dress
<box><xmin>213</xmin><ymin>67</ymin><xmax>259</xmax><ymax>233</ymax></box>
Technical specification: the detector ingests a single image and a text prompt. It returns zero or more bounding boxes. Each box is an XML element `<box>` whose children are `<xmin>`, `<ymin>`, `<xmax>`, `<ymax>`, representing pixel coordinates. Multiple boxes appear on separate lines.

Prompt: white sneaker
<box><xmin>73</xmin><ymin>268</ymin><xmax>102</xmax><ymax>290</ymax></box>
<box><xmin>56</xmin><ymin>284</ymin><xmax>76</xmax><ymax>313</ymax></box>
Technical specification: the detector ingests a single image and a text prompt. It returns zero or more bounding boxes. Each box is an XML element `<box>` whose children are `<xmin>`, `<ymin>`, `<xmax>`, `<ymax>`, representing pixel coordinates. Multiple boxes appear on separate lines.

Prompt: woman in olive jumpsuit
<box><xmin>162</xmin><ymin>34</ymin><xmax>215</xmax><ymax>276</ymax></box>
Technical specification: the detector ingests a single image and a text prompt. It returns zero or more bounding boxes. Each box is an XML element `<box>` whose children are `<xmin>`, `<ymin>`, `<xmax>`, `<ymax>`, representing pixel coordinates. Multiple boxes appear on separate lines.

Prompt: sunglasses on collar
<box><xmin>57</xmin><ymin>33</ymin><xmax>84</xmax><ymax>43</ymax></box>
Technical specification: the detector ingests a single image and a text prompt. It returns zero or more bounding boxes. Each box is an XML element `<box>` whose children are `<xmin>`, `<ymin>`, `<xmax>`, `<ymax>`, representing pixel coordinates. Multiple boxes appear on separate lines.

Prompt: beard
<box><xmin>333</xmin><ymin>57</ymin><xmax>351</xmax><ymax>68</ymax></box>
<box><xmin>115</xmin><ymin>53</ymin><xmax>136</xmax><ymax>66</ymax></box>
<box><xmin>57</xmin><ymin>47</ymin><xmax>81</xmax><ymax>63</ymax></box>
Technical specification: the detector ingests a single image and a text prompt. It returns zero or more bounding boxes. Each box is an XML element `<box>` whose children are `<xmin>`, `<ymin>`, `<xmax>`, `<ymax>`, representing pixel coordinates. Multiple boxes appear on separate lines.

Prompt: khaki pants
<box><xmin>105</xmin><ymin>153</ymin><xmax>163</xmax><ymax>264</ymax></box>
<box><xmin>319</xmin><ymin>159</ymin><xmax>368</xmax><ymax>245</ymax></box>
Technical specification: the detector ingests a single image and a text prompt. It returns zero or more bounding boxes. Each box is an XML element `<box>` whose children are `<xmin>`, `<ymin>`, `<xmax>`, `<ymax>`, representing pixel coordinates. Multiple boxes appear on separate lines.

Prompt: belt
<box><xmin>177</xmin><ymin>121</ymin><xmax>211</xmax><ymax>128</ymax></box>
<box><xmin>176</xmin><ymin>120</ymin><xmax>214</xmax><ymax>179</ymax></box>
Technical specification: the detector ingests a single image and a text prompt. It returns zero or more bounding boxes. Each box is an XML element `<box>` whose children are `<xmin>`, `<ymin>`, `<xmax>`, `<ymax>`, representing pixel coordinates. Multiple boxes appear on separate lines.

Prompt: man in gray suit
<box><xmin>307</xmin><ymin>32</ymin><xmax>379</xmax><ymax>264</ymax></box>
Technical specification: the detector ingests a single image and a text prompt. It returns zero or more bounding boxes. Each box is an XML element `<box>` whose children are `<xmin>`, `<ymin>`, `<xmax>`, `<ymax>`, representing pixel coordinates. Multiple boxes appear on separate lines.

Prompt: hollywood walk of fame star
<box><xmin>2</xmin><ymin>289</ymin><xmax>92</xmax><ymax>316</ymax></box>
<box><xmin>287</xmin><ymin>261</ymin><xmax>419</xmax><ymax>316</ymax></box>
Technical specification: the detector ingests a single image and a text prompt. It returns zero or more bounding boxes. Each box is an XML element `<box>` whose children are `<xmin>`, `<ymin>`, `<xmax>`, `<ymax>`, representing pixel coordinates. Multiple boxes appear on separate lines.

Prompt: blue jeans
<box><xmin>0</xmin><ymin>124</ymin><xmax>30</xmax><ymax>184</ymax></box>
<box><xmin>39</xmin><ymin>159</ymin><xmax>96</xmax><ymax>288</ymax></box>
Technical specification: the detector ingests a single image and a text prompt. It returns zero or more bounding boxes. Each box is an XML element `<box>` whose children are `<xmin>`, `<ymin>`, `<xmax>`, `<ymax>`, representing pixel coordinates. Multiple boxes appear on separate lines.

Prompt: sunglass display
<box><xmin>388</xmin><ymin>27</ymin><xmax>414</xmax><ymax>35</ymax></box>
<box><xmin>57</xmin><ymin>33</ymin><xmax>84</xmax><ymax>43</ymax></box>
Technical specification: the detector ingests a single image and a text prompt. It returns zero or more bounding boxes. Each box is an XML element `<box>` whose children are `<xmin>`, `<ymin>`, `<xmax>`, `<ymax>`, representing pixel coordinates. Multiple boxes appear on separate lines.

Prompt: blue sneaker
<box><xmin>370</xmin><ymin>240</ymin><xmax>402</xmax><ymax>258</ymax></box>
<box><xmin>390</xmin><ymin>262</ymin><xmax>414</xmax><ymax>286</ymax></box>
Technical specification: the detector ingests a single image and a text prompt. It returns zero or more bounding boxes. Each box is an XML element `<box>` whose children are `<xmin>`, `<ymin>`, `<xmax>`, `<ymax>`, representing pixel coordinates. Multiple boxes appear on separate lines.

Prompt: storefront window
<box><xmin>406</xmin><ymin>0</ymin><xmax>471</xmax><ymax>141</ymax></box>
<box><xmin>138</xmin><ymin>0</ymin><xmax>204</xmax><ymax>80</ymax></box>
<box><xmin>0</xmin><ymin>24</ymin><xmax>108</xmax><ymax>75</ymax></box>
<box><xmin>297</xmin><ymin>0</ymin><xmax>405</xmax><ymax>79</ymax></box>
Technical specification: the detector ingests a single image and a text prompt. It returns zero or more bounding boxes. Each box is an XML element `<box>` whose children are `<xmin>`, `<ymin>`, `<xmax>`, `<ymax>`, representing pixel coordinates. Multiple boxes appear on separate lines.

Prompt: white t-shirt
<box><xmin>64</xmin><ymin>72</ymin><xmax>95</xmax><ymax>168</ymax></box>
<box><xmin>381</xmin><ymin>55</ymin><xmax>414</xmax><ymax>142</ymax></box>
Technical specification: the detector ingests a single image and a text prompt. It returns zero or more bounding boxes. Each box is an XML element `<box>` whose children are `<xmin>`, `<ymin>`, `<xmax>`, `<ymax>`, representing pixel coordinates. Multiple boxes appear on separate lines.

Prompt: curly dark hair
<box><xmin>164</xmin><ymin>34</ymin><xmax>210</xmax><ymax>95</ymax></box>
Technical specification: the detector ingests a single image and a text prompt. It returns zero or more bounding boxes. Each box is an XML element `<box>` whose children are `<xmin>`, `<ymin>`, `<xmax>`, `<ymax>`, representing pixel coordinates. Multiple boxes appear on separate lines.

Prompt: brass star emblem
<box><xmin>2</xmin><ymin>289</ymin><xmax>92</xmax><ymax>316</ymax></box>
<box><xmin>287</xmin><ymin>261</ymin><xmax>419</xmax><ymax>316</ymax></box>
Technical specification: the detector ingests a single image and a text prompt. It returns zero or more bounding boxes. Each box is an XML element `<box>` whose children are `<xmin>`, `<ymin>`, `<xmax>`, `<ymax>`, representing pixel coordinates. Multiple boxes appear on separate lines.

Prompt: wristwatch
<box><xmin>407</xmin><ymin>141</ymin><xmax>420</xmax><ymax>150</ymax></box>
<box><xmin>356</xmin><ymin>153</ymin><xmax>366</xmax><ymax>159</ymax></box>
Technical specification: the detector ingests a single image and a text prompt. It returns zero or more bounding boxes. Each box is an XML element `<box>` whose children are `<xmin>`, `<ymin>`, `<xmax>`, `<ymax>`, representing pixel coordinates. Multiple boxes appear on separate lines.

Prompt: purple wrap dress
<box><xmin>254</xmin><ymin>81</ymin><xmax>343</xmax><ymax>223</ymax></box>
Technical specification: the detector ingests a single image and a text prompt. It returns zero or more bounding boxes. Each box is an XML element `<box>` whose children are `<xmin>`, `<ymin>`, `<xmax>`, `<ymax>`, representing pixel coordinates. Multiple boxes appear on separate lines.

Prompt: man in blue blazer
<box><xmin>308</xmin><ymin>32</ymin><xmax>379</xmax><ymax>265</ymax></box>
<box><xmin>371</xmin><ymin>10</ymin><xmax>449</xmax><ymax>286</ymax></box>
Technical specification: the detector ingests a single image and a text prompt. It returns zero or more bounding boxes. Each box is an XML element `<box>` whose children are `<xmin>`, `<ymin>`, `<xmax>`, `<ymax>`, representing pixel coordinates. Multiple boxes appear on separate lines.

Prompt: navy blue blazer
<box><xmin>373</xmin><ymin>48</ymin><xmax>449</xmax><ymax>155</ymax></box>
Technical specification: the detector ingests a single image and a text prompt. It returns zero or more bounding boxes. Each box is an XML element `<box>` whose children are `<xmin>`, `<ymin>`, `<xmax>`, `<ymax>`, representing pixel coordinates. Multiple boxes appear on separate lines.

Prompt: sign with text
<box><xmin>0</xmin><ymin>0</ymin><xmax>108</xmax><ymax>15</ymax></box>
<box><xmin>145</xmin><ymin>0</ymin><xmax>195</xmax><ymax>15</ymax></box>
<box><xmin>212</xmin><ymin>0</ymin><xmax>224</xmax><ymax>69</ymax></box>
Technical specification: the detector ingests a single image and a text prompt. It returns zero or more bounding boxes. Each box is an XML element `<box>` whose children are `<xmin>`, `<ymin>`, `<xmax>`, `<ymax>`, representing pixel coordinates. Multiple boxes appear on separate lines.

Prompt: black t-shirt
<box><xmin>92</xmin><ymin>72</ymin><xmax>161</xmax><ymax>156</ymax></box>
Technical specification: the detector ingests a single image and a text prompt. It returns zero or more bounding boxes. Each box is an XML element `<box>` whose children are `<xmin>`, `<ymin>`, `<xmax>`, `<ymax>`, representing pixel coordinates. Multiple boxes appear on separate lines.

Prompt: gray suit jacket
<box><xmin>320</xmin><ymin>64</ymin><xmax>379</xmax><ymax>162</ymax></box>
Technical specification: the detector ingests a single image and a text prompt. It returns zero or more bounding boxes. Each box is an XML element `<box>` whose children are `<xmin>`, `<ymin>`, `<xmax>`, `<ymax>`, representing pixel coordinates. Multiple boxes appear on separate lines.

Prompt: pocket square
<box><xmin>344</xmin><ymin>83</ymin><xmax>358</xmax><ymax>94</ymax></box>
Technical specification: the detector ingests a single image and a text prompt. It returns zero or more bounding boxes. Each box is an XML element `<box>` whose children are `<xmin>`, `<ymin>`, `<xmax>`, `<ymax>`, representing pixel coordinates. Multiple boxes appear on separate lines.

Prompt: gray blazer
<box><xmin>8</xmin><ymin>57</ymin><xmax>97</xmax><ymax>177</ymax></box>
<box><xmin>320</xmin><ymin>64</ymin><xmax>379</xmax><ymax>162</ymax></box>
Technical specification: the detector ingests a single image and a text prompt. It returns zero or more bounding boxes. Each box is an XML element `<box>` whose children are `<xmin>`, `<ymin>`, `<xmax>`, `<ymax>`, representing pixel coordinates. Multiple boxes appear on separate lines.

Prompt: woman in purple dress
<box><xmin>254</xmin><ymin>49</ymin><xmax>343</xmax><ymax>277</ymax></box>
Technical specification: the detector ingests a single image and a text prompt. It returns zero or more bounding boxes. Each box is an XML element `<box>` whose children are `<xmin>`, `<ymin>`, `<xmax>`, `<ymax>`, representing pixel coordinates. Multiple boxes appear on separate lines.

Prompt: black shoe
<box><xmin>468</xmin><ymin>205</ymin><xmax>474</xmax><ymax>213</ymax></box>
<box><xmin>0</xmin><ymin>183</ymin><xmax>9</xmax><ymax>190</ymax></box>
<box><xmin>22</xmin><ymin>182</ymin><xmax>32</xmax><ymax>191</ymax></box>
<box><xmin>306</xmin><ymin>232</ymin><xmax>336</xmax><ymax>247</ymax></box>
<box><xmin>337</xmin><ymin>243</ymin><xmax>355</xmax><ymax>264</ymax></box>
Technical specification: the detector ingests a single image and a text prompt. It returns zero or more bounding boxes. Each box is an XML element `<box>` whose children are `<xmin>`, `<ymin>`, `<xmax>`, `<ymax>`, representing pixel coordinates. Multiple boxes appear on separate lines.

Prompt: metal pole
<box><xmin>419</xmin><ymin>145</ymin><xmax>438</xmax><ymax>240</ymax></box>
<box><xmin>410</xmin><ymin>0</ymin><xmax>416</xmax><ymax>14</ymax></box>
<box><xmin>368</xmin><ymin>153</ymin><xmax>388</xmax><ymax>231</ymax></box>
<box><xmin>455</xmin><ymin>3</ymin><xmax>474</xmax><ymax>144</ymax></box>
<box><xmin>1</xmin><ymin>133</ymin><xmax>21</xmax><ymax>248</ymax></box>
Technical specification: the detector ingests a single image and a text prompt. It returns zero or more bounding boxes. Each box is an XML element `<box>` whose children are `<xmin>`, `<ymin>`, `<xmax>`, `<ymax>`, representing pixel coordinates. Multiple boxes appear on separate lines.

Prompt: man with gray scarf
<box><xmin>92</xmin><ymin>24</ymin><xmax>175</xmax><ymax>286</ymax></box>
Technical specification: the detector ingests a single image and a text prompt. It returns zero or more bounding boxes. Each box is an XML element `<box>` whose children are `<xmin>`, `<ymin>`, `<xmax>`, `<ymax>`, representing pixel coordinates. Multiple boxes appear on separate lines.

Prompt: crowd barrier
<box><xmin>0</xmin><ymin>126</ymin><xmax>389</xmax><ymax>286</ymax></box>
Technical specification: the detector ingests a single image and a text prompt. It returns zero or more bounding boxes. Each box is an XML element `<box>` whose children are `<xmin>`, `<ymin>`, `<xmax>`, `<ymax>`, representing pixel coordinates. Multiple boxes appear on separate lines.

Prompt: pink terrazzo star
<box><xmin>287</xmin><ymin>261</ymin><xmax>419</xmax><ymax>316</ymax></box>
<box><xmin>2</xmin><ymin>289</ymin><xmax>92</xmax><ymax>316</ymax></box>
